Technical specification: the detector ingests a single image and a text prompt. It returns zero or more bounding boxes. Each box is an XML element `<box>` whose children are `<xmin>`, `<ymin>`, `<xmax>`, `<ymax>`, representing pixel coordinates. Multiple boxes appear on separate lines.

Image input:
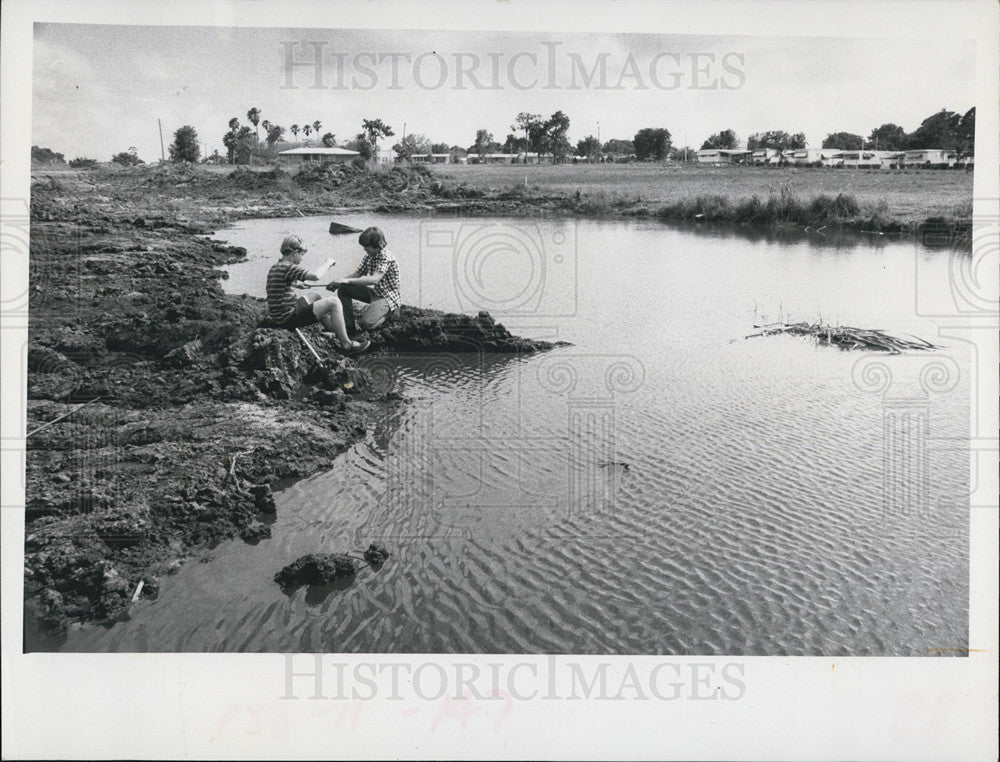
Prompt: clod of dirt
<box><xmin>251</xmin><ymin>484</ymin><xmax>276</xmax><ymax>514</ymax></box>
<box><xmin>274</xmin><ymin>554</ymin><xmax>358</xmax><ymax>588</ymax></box>
<box><xmin>240</xmin><ymin>520</ymin><xmax>271</xmax><ymax>544</ymax></box>
<box><xmin>363</xmin><ymin>543</ymin><xmax>390</xmax><ymax>566</ymax></box>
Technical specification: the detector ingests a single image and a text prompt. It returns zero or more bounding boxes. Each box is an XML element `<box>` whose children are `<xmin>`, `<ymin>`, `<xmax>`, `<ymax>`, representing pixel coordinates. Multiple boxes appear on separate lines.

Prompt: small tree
<box><xmin>602</xmin><ymin>138</ymin><xmax>635</xmax><ymax>158</ymax></box>
<box><xmin>575</xmin><ymin>135</ymin><xmax>602</xmax><ymax>160</ymax></box>
<box><xmin>360</xmin><ymin>118</ymin><xmax>395</xmax><ymax>163</ymax></box>
<box><xmin>956</xmin><ymin>107</ymin><xmax>975</xmax><ymax>158</ymax></box>
<box><xmin>701</xmin><ymin>129</ymin><xmax>739</xmax><ymax>150</ymax></box>
<box><xmin>468</xmin><ymin>128</ymin><xmax>495</xmax><ymax>157</ymax></box>
<box><xmin>266</xmin><ymin>124</ymin><xmax>285</xmax><ymax>147</ymax></box>
<box><xmin>906</xmin><ymin>108</ymin><xmax>963</xmax><ymax>152</ymax></box>
<box><xmin>634</xmin><ymin>128</ymin><xmax>672</xmax><ymax>160</ymax></box>
<box><xmin>867</xmin><ymin>123</ymin><xmax>906</xmax><ymax>151</ymax></box>
<box><xmin>746</xmin><ymin>130</ymin><xmax>805</xmax><ymax>151</ymax></box>
<box><xmin>31</xmin><ymin>146</ymin><xmax>66</xmax><ymax>165</ymax></box>
<box><xmin>321</xmin><ymin>132</ymin><xmax>337</xmax><ymax>147</ymax></box>
<box><xmin>821</xmin><ymin>131</ymin><xmax>865</xmax><ymax>150</ymax></box>
<box><xmin>393</xmin><ymin>133</ymin><xmax>432</xmax><ymax>160</ymax></box>
<box><xmin>111</xmin><ymin>147</ymin><xmax>143</xmax><ymax>166</ymax></box>
<box><xmin>168</xmin><ymin>125</ymin><xmax>201</xmax><ymax>163</ymax></box>
<box><xmin>544</xmin><ymin>111</ymin><xmax>572</xmax><ymax>162</ymax></box>
<box><xmin>512</xmin><ymin>112</ymin><xmax>541</xmax><ymax>162</ymax></box>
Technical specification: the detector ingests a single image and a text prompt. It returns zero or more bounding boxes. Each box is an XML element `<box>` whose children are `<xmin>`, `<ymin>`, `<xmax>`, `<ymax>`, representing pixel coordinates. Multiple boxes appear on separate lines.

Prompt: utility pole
<box><xmin>158</xmin><ymin>119</ymin><xmax>165</xmax><ymax>161</ymax></box>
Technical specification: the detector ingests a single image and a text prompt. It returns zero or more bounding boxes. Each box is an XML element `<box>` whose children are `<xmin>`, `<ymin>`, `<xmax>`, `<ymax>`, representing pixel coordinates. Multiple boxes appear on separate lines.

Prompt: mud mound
<box><xmin>369</xmin><ymin>307</ymin><xmax>566</xmax><ymax>353</ymax></box>
<box><xmin>274</xmin><ymin>553</ymin><xmax>359</xmax><ymax>588</ymax></box>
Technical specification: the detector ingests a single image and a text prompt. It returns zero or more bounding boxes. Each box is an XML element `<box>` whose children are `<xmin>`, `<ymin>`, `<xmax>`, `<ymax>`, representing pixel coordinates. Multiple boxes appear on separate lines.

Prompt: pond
<box><xmin>51</xmin><ymin>214</ymin><xmax>970</xmax><ymax>654</ymax></box>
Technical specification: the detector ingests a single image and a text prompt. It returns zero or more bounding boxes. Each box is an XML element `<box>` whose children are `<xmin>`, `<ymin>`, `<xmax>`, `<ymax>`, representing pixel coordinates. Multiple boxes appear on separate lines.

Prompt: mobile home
<box><xmin>902</xmin><ymin>149</ymin><xmax>956</xmax><ymax>167</ymax></box>
<box><xmin>696</xmin><ymin>149</ymin><xmax>750</xmax><ymax>165</ymax></box>
<box><xmin>840</xmin><ymin>150</ymin><xmax>882</xmax><ymax>168</ymax></box>
<box><xmin>783</xmin><ymin>148</ymin><xmax>822</xmax><ymax>166</ymax></box>
<box><xmin>750</xmin><ymin>148</ymin><xmax>781</xmax><ymax>165</ymax></box>
<box><xmin>819</xmin><ymin>150</ymin><xmax>844</xmax><ymax>167</ymax></box>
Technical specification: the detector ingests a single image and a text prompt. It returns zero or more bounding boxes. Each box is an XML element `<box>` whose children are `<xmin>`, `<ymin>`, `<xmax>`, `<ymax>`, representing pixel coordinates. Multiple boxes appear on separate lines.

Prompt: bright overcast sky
<box><xmin>32</xmin><ymin>23</ymin><xmax>975</xmax><ymax>161</ymax></box>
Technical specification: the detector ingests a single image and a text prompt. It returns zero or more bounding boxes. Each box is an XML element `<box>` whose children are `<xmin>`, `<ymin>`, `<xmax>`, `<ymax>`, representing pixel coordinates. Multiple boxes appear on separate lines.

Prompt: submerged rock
<box><xmin>274</xmin><ymin>553</ymin><xmax>358</xmax><ymax>588</ymax></box>
<box><xmin>363</xmin><ymin>543</ymin><xmax>390</xmax><ymax>566</ymax></box>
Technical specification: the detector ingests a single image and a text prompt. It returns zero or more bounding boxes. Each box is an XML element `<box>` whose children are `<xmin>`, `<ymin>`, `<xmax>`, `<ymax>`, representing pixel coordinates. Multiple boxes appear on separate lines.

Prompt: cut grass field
<box><xmin>434</xmin><ymin>163</ymin><xmax>973</xmax><ymax>224</ymax></box>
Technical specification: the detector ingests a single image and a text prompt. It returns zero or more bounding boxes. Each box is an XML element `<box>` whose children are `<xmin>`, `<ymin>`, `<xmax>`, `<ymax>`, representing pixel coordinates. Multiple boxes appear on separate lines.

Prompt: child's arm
<box><xmin>336</xmin><ymin>251</ymin><xmax>388</xmax><ymax>287</ymax></box>
<box><xmin>300</xmin><ymin>258</ymin><xmax>336</xmax><ymax>281</ymax></box>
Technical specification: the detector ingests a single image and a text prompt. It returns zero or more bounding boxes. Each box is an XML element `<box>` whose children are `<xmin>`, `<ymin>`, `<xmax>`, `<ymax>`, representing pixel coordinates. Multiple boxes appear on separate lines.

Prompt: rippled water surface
<box><xmin>51</xmin><ymin>215</ymin><xmax>970</xmax><ymax>654</ymax></box>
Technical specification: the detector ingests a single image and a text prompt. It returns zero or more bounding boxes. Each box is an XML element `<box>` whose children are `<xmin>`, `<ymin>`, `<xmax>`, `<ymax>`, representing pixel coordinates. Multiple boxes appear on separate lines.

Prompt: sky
<box><xmin>32</xmin><ymin>23</ymin><xmax>976</xmax><ymax>161</ymax></box>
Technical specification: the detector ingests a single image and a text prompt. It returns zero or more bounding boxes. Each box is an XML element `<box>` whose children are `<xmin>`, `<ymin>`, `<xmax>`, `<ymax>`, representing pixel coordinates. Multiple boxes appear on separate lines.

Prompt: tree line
<box><xmin>698</xmin><ymin>107</ymin><xmax>976</xmax><ymax>156</ymax></box>
<box><xmin>38</xmin><ymin>103</ymin><xmax>978</xmax><ymax>168</ymax></box>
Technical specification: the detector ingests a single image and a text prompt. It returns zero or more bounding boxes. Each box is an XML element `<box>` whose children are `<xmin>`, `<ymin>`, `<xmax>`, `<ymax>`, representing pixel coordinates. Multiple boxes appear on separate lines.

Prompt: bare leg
<box><xmin>312</xmin><ymin>297</ymin><xmax>351</xmax><ymax>347</ymax></box>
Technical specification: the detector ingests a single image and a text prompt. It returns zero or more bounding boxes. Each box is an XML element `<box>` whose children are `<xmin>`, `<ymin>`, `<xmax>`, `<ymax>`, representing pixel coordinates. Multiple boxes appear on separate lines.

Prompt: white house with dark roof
<box><xmin>276</xmin><ymin>146</ymin><xmax>360</xmax><ymax>166</ymax></box>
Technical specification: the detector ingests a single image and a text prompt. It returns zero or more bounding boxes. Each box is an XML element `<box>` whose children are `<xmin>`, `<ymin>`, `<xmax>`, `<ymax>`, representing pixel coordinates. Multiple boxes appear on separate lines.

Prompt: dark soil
<box><xmin>24</xmin><ymin>165</ymin><xmax>563</xmax><ymax>636</ymax></box>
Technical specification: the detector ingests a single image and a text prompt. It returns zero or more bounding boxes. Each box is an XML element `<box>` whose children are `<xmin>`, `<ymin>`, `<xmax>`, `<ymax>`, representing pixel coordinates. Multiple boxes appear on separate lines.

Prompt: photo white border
<box><xmin>2</xmin><ymin>0</ymin><xmax>997</xmax><ymax>759</ymax></box>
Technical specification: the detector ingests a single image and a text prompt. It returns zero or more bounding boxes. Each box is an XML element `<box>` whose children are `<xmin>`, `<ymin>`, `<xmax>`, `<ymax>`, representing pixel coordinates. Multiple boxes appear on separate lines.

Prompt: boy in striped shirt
<box><xmin>266</xmin><ymin>235</ymin><xmax>369</xmax><ymax>353</ymax></box>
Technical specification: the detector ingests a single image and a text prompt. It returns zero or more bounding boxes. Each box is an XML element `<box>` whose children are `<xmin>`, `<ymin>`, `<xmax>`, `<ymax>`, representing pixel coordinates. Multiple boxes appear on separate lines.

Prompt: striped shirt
<box><xmin>266</xmin><ymin>260</ymin><xmax>309</xmax><ymax>322</ymax></box>
<box><xmin>359</xmin><ymin>247</ymin><xmax>401</xmax><ymax>309</ymax></box>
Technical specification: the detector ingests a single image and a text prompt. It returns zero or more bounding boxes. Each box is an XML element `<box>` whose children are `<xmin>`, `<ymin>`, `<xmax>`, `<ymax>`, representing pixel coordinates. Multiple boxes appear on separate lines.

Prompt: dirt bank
<box><xmin>24</xmin><ymin>167</ymin><xmax>563</xmax><ymax>635</ymax></box>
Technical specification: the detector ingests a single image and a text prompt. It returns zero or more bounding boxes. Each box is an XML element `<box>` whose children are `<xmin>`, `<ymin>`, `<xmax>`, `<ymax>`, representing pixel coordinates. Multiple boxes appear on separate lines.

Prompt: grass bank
<box><xmin>434</xmin><ymin>162</ymin><xmax>973</xmax><ymax>243</ymax></box>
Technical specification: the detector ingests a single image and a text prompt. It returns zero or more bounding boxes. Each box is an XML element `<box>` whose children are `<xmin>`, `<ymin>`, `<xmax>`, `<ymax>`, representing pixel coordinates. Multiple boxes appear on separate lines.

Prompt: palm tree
<box><xmin>225</xmin><ymin>118</ymin><xmax>240</xmax><ymax>164</ymax></box>
<box><xmin>290</xmin><ymin>124</ymin><xmax>300</xmax><ymax>143</ymax></box>
<box><xmin>246</xmin><ymin>108</ymin><xmax>261</xmax><ymax>164</ymax></box>
<box><xmin>303</xmin><ymin>125</ymin><xmax>313</xmax><ymax>144</ymax></box>
<box><xmin>312</xmin><ymin>120</ymin><xmax>322</xmax><ymax>136</ymax></box>
<box><xmin>247</xmin><ymin>108</ymin><xmax>261</xmax><ymax>139</ymax></box>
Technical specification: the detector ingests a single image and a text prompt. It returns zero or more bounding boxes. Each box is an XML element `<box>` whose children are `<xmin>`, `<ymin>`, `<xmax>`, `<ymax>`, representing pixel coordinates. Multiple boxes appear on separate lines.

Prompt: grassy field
<box><xmin>435</xmin><ymin>163</ymin><xmax>973</xmax><ymax>222</ymax></box>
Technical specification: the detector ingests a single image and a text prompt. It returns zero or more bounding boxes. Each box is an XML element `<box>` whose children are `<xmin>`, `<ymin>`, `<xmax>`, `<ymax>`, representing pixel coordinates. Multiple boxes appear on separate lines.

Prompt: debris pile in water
<box><xmin>746</xmin><ymin>322</ymin><xmax>939</xmax><ymax>354</ymax></box>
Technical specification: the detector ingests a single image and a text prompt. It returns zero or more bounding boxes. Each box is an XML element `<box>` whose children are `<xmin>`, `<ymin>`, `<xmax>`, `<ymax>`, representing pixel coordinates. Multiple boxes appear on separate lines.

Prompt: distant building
<box><xmin>406</xmin><ymin>153</ymin><xmax>451</xmax><ymax>164</ymax></box>
<box><xmin>840</xmin><ymin>150</ymin><xmax>882</xmax><ymax>168</ymax></box>
<box><xmin>783</xmin><ymin>148</ymin><xmax>822</xmax><ymax>165</ymax></box>
<box><xmin>819</xmin><ymin>150</ymin><xmax>844</xmax><ymax>167</ymax></box>
<box><xmin>876</xmin><ymin>151</ymin><xmax>905</xmax><ymax>168</ymax></box>
<box><xmin>696</xmin><ymin>149</ymin><xmax>750</xmax><ymax>164</ymax></box>
<box><xmin>276</xmin><ymin>146</ymin><xmax>360</xmax><ymax>166</ymax></box>
<box><xmin>902</xmin><ymin>149</ymin><xmax>956</xmax><ymax>167</ymax></box>
<box><xmin>750</xmin><ymin>148</ymin><xmax>781</xmax><ymax>165</ymax></box>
